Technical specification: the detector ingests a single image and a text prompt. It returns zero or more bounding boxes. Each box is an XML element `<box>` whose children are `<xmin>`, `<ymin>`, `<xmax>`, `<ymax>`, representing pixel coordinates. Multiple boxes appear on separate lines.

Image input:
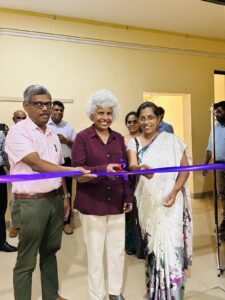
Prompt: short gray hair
<box><xmin>23</xmin><ymin>85</ymin><xmax>51</xmax><ymax>102</ymax></box>
<box><xmin>86</xmin><ymin>89</ymin><xmax>119</xmax><ymax>120</ymax></box>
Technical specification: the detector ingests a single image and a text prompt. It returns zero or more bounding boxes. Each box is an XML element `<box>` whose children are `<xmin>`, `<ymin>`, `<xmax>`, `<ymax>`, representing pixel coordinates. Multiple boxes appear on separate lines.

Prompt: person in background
<box><xmin>202</xmin><ymin>100</ymin><xmax>225</xmax><ymax>240</ymax></box>
<box><xmin>0</xmin><ymin>124</ymin><xmax>17</xmax><ymax>252</ymax></box>
<box><xmin>158</xmin><ymin>106</ymin><xmax>174</xmax><ymax>133</ymax></box>
<box><xmin>12</xmin><ymin>110</ymin><xmax>27</xmax><ymax>123</ymax></box>
<box><xmin>124</xmin><ymin>111</ymin><xmax>140</xmax><ymax>147</ymax></box>
<box><xmin>72</xmin><ymin>89</ymin><xmax>134</xmax><ymax>300</ymax></box>
<box><xmin>48</xmin><ymin>100</ymin><xmax>76</xmax><ymax>235</ymax></box>
<box><xmin>9</xmin><ymin>110</ymin><xmax>27</xmax><ymax>238</ymax></box>
<box><xmin>127</xmin><ymin>102</ymin><xmax>192</xmax><ymax>299</ymax></box>
<box><xmin>5</xmin><ymin>84</ymin><xmax>94</xmax><ymax>300</ymax></box>
<box><xmin>124</xmin><ymin>111</ymin><xmax>142</xmax><ymax>256</ymax></box>
<box><xmin>0</xmin><ymin>123</ymin><xmax>9</xmax><ymax>136</ymax></box>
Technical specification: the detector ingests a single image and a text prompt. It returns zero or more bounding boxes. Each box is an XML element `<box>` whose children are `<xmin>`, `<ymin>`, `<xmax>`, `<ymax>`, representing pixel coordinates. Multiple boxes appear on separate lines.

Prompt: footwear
<box><xmin>9</xmin><ymin>226</ymin><xmax>18</xmax><ymax>238</ymax></box>
<box><xmin>218</xmin><ymin>220</ymin><xmax>225</xmax><ymax>233</ymax></box>
<box><xmin>109</xmin><ymin>294</ymin><xmax>125</xmax><ymax>300</ymax></box>
<box><xmin>0</xmin><ymin>242</ymin><xmax>17</xmax><ymax>252</ymax></box>
<box><xmin>5</xmin><ymin>241</ymin><xmax>17</xmax><ymax>251</ymax></box>
<box><xmin>56</xmin><ymin>296</ymin><xmax>68</xmax><ymax>300</ymax></box>
<box><xmin>63</xmin><ymin>224</ymin><xmax>74</xmax><ymax>235</ymax></box>
<box><xmin>125</xmin><ymin>250</ymin><xmax>134</xmax><ymax>255</ymax></box>
<box><xmin>219</xmin><ymin>231</ymin><xmax>225</xmax><ymax>242</ymax></box>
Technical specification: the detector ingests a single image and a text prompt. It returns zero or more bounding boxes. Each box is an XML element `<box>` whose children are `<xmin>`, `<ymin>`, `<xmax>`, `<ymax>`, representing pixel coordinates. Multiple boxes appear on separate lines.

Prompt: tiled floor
<box><xmin>1</xmin><ymin>198</ymin><xmax>225</xmax><ymax>299</ymax></box>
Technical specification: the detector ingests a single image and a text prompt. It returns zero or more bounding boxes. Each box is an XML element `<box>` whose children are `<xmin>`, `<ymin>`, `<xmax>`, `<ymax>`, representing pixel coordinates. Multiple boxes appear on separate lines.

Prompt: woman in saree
<box><xmin>127</xmin><ymin>102</ymin><xmax>192</xmax><ymax>299</ymax></box>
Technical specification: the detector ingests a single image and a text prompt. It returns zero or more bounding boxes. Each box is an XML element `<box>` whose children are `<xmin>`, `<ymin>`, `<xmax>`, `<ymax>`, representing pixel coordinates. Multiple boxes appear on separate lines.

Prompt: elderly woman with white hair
<box><xmin>72</xmin><ymin>89</ymin><xmax>134</xmax><ymax>300</ymax></box>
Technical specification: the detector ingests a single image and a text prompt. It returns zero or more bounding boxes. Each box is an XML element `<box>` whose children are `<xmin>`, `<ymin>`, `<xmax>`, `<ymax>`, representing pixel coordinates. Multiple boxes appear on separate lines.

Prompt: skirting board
<box><xmin>191</xmin><ymin>191</ymin><xmax>213</xmax><ymax>199</ymax></box>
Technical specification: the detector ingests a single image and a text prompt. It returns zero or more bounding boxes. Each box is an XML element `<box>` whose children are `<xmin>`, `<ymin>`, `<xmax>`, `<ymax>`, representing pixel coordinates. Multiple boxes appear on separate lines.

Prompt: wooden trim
<box><xmin>191</xmin><ymin>191</ymin><xmax>213</xmax><ymax>199</ymax></box>
<box><xmin>0</xmin><ymin>97</ymin><xmax>74</xmax><ymax>103</ymax></box>
<box><xmin>0</xmin><ymin>7</ymin><xmax>225</xmax><ymax>43</ymax></box>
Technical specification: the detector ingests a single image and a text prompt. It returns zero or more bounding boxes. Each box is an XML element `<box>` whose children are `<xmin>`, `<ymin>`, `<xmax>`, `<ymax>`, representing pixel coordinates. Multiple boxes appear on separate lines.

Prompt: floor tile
<box><xmin>1</xmin><ymin>198</ymin><xmax>225</xmax><ymax>300</ymax></box>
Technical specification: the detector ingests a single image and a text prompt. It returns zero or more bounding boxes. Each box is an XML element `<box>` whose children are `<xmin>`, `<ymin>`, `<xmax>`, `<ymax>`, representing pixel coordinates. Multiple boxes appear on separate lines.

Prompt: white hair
<box><xmin>86</xmin><ymin>89</ymin><xmax>120</xmax><ymax>120</ymax></box>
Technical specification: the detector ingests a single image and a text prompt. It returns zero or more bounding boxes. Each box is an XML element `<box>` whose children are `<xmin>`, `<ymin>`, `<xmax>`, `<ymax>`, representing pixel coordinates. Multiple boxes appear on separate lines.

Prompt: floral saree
<box><xmin>134</xmin><ymin>132</ymin><xmax>192</xmax><ymax>300</ymax></box>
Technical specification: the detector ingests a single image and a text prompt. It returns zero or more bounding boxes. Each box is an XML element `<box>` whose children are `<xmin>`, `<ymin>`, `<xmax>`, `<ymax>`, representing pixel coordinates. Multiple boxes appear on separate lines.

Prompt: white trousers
<box><xmin>80</xmin><ymin>213</ymin><xmax>125</xmax><ymax>300</ymax></box>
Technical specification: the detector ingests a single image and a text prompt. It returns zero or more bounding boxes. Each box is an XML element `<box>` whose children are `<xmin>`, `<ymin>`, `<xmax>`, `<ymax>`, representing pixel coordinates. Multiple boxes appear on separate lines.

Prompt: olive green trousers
<box><xmin>12</xmin><ymin>194</ymin><xmax>64</xmax><ymax>300</ymax></box>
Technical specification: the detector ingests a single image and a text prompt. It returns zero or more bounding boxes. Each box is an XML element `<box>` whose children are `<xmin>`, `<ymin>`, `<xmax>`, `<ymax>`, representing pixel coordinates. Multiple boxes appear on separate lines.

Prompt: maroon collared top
<box><xmin>72</xmin><ymin>124</ymin><xmax>134</xmax><ymax>215</ymax></box>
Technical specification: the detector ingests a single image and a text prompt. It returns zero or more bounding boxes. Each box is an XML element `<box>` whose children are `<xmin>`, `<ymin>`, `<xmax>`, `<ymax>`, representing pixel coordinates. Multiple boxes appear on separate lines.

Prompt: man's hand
<box><xmin>123</xmin><ymin>203</ymin><xmax>133</xmax><ymax>213</ymax></box>
<box><xmin>73</xmin><ymin>167</ymin><xmax>97</xmax><ymax>183</ymax></box>
<box><xmin>57</xmin><ymin>134</ymin><xmax>68</xmax><ymax>144</ymax></box>
<box><xmin>63</xmin><ymin>195</ymin><xmax>70</xmax><ymax>221</ymax></box>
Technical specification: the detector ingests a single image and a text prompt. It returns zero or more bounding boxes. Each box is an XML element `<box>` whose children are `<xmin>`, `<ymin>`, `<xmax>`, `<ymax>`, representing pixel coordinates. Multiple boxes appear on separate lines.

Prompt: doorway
<box><xmin>214</xmin><ymin>71</ymin><xmax>225</xmax><ymax>101</ymax></box>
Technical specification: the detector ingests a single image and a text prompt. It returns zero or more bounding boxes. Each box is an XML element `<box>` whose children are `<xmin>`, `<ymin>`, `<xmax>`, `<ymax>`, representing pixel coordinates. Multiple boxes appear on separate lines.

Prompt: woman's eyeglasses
<box><xmin>139</xmin><ymin>116</ymin><xmax>158</xmax><ymax>122</ymax></box>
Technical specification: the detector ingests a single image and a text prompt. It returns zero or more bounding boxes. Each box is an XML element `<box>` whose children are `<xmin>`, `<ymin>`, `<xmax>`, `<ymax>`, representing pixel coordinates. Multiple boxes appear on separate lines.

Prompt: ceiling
<box><xmin>0</xmin><ymin>0</ymin><xmax>225</xmax><ymax>39</ymax></box>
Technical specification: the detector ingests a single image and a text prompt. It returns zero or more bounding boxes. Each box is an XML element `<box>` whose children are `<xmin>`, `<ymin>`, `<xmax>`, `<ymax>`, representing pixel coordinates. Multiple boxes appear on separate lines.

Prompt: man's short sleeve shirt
<box><xmin>5</xmin><ymin>117</ymin><xmax>63</xmax><ymax>193</ymax></box>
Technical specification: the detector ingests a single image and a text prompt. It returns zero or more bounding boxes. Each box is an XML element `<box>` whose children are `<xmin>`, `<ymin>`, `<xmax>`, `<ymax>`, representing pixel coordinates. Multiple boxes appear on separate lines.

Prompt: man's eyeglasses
<box><xmin>139</xmin><ymin>116</ymin><xmax>158</xmax><ymax>122</ymax></box>
<box><xmin>127</xmin><ymin>120</ymin><xmax>138</xmax><ymax>125</ymax></box>
<box><xmin>28</xmin><ymin>101</ymin><xmax>53</xmax><ymax>109</ymax></box>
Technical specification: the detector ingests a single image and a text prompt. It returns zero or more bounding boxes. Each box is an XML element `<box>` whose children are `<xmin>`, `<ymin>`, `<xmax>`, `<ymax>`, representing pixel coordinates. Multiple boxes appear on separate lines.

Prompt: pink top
<box><xmin>5</xmin><ymin>116</ymin><xmax>63</xmax><ymax>193</ymax></box>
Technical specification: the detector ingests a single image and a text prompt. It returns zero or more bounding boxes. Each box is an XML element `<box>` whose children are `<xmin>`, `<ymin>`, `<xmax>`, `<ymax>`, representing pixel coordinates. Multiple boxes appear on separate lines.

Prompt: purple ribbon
<box><xmin>0</xmin><ymin>163</ymin><xmax>225</xmax><ymax>184</ymax></box>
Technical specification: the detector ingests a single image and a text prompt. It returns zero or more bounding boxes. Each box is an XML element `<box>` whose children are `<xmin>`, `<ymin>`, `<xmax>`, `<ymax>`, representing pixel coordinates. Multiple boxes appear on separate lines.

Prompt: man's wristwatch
<box><xmin>63</xmin><ymin>193</ymin><xmax>70</xmax><ymax>198</ymax></box>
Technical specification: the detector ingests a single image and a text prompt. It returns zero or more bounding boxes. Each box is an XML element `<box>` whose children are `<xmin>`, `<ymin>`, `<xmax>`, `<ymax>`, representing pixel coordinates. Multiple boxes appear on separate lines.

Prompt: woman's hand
<box><xmin>163</xmin><ymin>152</ymin><xmax>189</xmax><ymax>207</ymax></box>
<box><xmin>73</xmin><ymin>167</ymin><xmax>97</xmax><ymax>183</ymax></box>
<box><xmin>106</xmin><ymin>163</ymin><xmax>121</xmax><ymax>180</ymax></box>
<box><xmin>164</xmin><ymin>190</ymin><xmax>177</xmax><ymax>207</ymax></box>
<box><xmin>123</xmin><ymin>203</ymin><xmax>133</xmax><ymax>213</ymax></box>
<box><xmin>140</xmin><ymin>164</ymin><xmax>154</xmax><ymax>179</ymax></box>
<box><xmin>106</xmin><ymin>163</ymin><xmax>121</xmax><ymax>172</ymax></box>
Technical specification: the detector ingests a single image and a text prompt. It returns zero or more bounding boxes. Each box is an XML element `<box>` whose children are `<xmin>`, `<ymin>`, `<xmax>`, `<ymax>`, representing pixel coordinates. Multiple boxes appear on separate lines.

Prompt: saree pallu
<box><xmin>135</xmin><ymin>132</ymin><xmax>192</xmax><ymax>300</ymax></box>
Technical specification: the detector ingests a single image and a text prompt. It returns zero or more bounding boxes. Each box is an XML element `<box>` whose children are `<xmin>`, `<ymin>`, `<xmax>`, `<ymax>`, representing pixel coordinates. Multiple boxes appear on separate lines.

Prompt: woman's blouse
<box><xmin>127</xmin><ymin>137</ymin><xmax>141</xmax><ymax>152</ymax></box>
<box><xmin>72</xmin><ymin>124</ymin><xmax>134</xmax><ymax>216</ymax></box>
